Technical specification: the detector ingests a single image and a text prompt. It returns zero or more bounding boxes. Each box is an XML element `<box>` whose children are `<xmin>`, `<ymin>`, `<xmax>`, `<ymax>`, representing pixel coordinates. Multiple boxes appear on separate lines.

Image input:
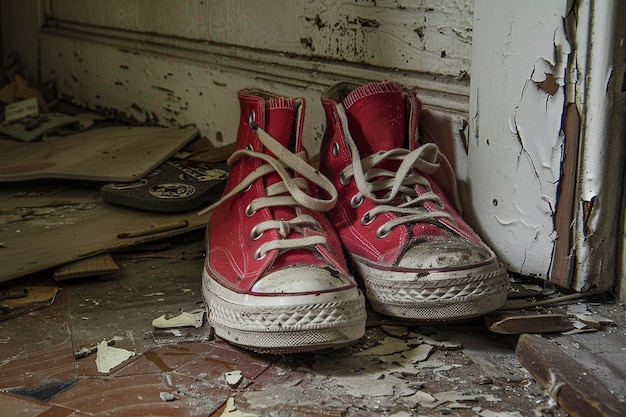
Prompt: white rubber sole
<box><xmin>202</xmin><ymin>269</ymin><xmax>367</xmax><ymax>354</ymax></box>
<box><xmin>352</xmin><ymin>257</ymin><xmax>510</xmax><ymax>321</ymax></box>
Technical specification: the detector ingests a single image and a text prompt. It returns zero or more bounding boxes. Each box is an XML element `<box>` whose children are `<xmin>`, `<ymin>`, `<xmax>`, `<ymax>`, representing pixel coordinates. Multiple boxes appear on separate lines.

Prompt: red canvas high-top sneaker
<box><xmin>199</xmin><ymin>89</ymin><xmax>366</xmax><ymax>353</ymax></box>
<box><xmin>319</xmin><ymin>81</ymin><xmax>509</xmax><ymax>321</ymax></box>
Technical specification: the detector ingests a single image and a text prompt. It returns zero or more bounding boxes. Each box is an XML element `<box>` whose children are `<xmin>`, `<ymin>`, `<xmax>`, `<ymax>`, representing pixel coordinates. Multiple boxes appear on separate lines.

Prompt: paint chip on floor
<box><xmin>95</xmin><ymin>340</ymin><xmax>135</xmax><ymax>373</ymax></box>
<box><xmin>152</xmin><ymin>310</ymin><xmax>205</xmax><ymax>328</ymax></box>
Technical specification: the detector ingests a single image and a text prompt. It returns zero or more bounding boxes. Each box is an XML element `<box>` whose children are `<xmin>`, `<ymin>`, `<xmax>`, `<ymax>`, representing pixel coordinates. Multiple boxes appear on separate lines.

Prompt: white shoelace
<box><xmin>198</xmin><ymin>124</ymin><xmax>337</xmax><ymax>260</ymax></box>
<box><xmin>336</xmin><ymin>106</ymin><xmax>461</xmax><ymax>237</ymax></box>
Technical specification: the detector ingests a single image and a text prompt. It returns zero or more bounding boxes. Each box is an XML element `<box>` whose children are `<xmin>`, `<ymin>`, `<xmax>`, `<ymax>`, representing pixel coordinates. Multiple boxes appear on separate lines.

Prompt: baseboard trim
<box><xmin>42</xmin><ymin>18</ymin><xmax>469</xmax><ymax>116</ymax></box>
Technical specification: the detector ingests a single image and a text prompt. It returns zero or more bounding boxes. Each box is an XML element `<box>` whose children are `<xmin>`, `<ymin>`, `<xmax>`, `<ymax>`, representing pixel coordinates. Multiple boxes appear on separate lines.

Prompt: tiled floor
<box><xmin>1</xmin><ymin>230</ymin><xmax>624</xmax><ymax>416</ymax></box>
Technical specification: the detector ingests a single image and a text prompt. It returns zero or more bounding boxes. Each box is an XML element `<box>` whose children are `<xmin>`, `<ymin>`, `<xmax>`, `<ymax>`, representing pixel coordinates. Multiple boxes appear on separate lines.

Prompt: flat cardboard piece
<box><xmin>0</xmin><ymin>112</ymin><xmax>80</xmax><ymax>142</ymax></box>
<box><xmin>0</xmin><ymin>186</ymin><xmax>209</xmax><ymax>282</ymax></box>
<box><xmin>0</xmin><ymin>74</ymin><xmax>49</xmax><ymax>112</ymax></box>
<box><xmin>53</xmin><ymin>253</ymin><xmax>119</xmax><ymax>281</ymax></box>
<box><xmin>0</xmin><ymin>286</ymin><xmax>60</xmax><ymax>321</ymax></box>
<box><xmin>0</xmin><ymin>125</ymin><xmax>198</xmax><ymax>182</ymax></box>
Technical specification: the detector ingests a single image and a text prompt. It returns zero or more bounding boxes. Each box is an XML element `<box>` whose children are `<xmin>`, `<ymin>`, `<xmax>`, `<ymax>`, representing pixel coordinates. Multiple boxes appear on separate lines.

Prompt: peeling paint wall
<box><xmin>38</xmin><ymin>0</ymin><xmax>474</xmax><ymax>171</ymax></box>
<box><xmin>467</xmin><ymin>0</ymin><xmax>571</xmax><ymax>278</ymax></box>
<box><xmin>470</xmin><ymin>0</ymin><xmax>625</xmax><ymax>291</ymax></box>
<box><xmin>47</xmin><ymin>0</ymin><xmax>473</xmax><ymax>78</ymax></box>
<box><xmin>571</xmin><ymin>0</ymin><xmax>626</xmax><ymax>292</ymax></box>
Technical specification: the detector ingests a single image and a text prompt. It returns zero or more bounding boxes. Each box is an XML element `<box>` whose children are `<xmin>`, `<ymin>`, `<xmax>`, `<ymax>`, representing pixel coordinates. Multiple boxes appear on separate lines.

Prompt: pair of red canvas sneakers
<box><xmin>198</xmin><ymin>81</ymin><xmax>509</xmax><ymax>353</ymax></box>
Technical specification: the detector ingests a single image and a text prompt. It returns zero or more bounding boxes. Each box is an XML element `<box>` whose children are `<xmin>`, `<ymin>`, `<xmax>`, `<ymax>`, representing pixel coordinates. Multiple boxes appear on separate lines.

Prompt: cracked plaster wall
<box><xmin>467</xmin><ymin>0</ymin><xmax>571</xmax><ymax>278</ymax></box>
<box><xmin>38</xmin><ymin>0</ymin><xmax>473</xmax><ymax>158</ymax></box>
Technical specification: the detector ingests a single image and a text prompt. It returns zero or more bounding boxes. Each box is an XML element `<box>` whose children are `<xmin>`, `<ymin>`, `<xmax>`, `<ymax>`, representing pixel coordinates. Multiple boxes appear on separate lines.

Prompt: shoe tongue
<box><xmin>343</xmin><ymin>82</ymin><xmax>405</xmax><ymax>156</ymax></box>
<box><xmin>263</xmin><ymin>97</ymin><xmax>327</xmax><ymax>270</ymax></box>
<box><xmin>264</xmin><ymin>97</ymin><xmax>297</xmax><ymax>154</ymax></box>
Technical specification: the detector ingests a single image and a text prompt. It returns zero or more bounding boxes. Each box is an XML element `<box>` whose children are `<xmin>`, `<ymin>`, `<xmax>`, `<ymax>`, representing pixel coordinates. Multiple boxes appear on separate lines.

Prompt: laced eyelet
<box><xmin>332</xmin><ymin>142</ymin><xmax>339</xmax><ymax>157</ymax></box>
<box><xmin>245</xmin><ymin>204</ymin><xmax>255</xmax><ymax>217</ymax></box>
<box><xmin>250</xmin><ymin>226</ymin><xmax>263</xmax><ymax>240</ymax></box>
<box><xmin>376</xmin><ymin>226</ymin><xmax>391</xmax><ymax>238</ymax></box>
<box><xmin>253</xmin><ymin>247</ymin><xmax>266</xmax><ymax>261</ymax></box>
<box><xmin>339</xmin><ymin>172</ymin><xmax>350</xmax><ymax>186</ymax></box>
<box><xmin>350</xmin><ymin>194</ymin><xmax>364</xmax><ymax>208</ymax></box>
<box><xmin>244</xmin><ymin>143</ymin><xmax>254</xmax><ymax>162</ymax></box>
<box><xmin>248</xmin><ymin>111</ymin><xmax>256</xmax><ymax>129</ymax></box>
<box><xmin>361</xmin><ymin>212</ymin><xmax>375</xmax><ymax>226</ymax></box>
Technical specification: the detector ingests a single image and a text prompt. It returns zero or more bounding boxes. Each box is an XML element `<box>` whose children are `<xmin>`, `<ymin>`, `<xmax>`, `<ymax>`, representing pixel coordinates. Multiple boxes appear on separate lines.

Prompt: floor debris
<box><xmin>224</xmin><ymin>370</ymin><xmax>243</xmax><ymax>388</ymax></box>
<box><xmin>485</xmin><ymin>311</ymin><xmax>575</xmax><ymax>334</ymax></box>
<box><xmin>74</xmin><ymin>339</ymin><xmax>115</xmax><ymax>359</ymax></box>
<box><xmin>0</xmin><ymin>286</ymin><xmax>60</xmax><ymax>320</ymax></box>
<box><xmin>53</xmin><ymin>253</ymin><xmax>119</xmax><ymax>281</ymax></box>
<box><xmin>219</xmin><ymin>397</ymin><xmax>258</xmax><ymax>417</ymax></box>
<box><xmin>95</xmin><ymin>340</ymin><xmax>135</xmax><ymax>373</ymax></box>
<box><xmin>0</xmin><ymin>214</ymin><xmax>621</xmax><ymax>416</ymax></box>
<box><xmin>0</xmin><ymin>125</ymin><xmax>198</xmax><ymax>182</ymax></box>
<box><xmin>152</xmin><ymin>310</ymin><xmax>205</xmax><ymax>329</ymax></box>
<box><xmin>516</xmin><ymin>332</ymin><xmax>626</xmax><ymax>417</ymax></box>
<box><xmin>159</xmin><ymin>391</ymin><xmax>178</xmax><ymax>402</ymax></box>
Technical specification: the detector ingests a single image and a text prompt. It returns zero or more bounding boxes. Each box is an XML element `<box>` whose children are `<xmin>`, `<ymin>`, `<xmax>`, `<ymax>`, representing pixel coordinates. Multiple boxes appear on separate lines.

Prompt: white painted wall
<box><xmin>46</xmin><ymin>0</ymin><xmax>474</xmax><ymax>78</ymax></box>
<box><xmin>38</xmin><ymin>0</ymin><xmax>474</xmax><ymax>178</ymax></box>
<box><xmin>467</xmin><ymin>0</ymin><xmax>570</xmax><ymax>279</ymax></box>
<box><xmin>469</xmin><ymin>0</ymin><xmax>625</xmax><ymax>292</ymax></box>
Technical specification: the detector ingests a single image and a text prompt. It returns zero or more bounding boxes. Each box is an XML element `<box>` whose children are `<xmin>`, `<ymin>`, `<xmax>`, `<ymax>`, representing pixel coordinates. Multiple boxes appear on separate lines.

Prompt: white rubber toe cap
<box><xmin>251</xmin><ymin>266</ymin><xmax>354</xmax><ymax>294</ymax></box>
<box><xmin>398</xmin><ymin>239</ymin><xmax>490</xmax><ymax>269</ymax></box>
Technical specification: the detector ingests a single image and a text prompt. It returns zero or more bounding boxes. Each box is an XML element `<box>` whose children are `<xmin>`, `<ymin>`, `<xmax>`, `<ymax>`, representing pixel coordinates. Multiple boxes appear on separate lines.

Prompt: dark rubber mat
<box><xmin>100</xmin><ymin>160</ymin><xmax>228</xmax><ymax>212</ymax></box>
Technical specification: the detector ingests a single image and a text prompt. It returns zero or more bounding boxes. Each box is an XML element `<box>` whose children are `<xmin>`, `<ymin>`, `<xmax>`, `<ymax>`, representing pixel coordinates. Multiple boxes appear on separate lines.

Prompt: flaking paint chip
<box><xmin>95</xmin><ymin>340</ymin><xmax>135</xmax><ymax>373</ymax></box>
<box><xmin>225</xmin><ymin>370</ymin><xmax>243</xmax><ymax>387</ymax></box>
<box><xmin>381</xmin><ymin>325</ymin><xmax>409</xmax><ymax>337</ymax></box>
<box><xmin>152</xmin><ymin>310</ymin><xmax>204</xmax><ymax>329</ymax></box>
<box><xmin>354</xmin><ymin>337</ymin><xmax>409</xmax><ymax>356</ymax></box>
<box><xmin>220</xmin><ymin>396</ymin><xmax>258</xmax><ymax>417</ymax></box>
<box><xmin>401</xmin><ymin>344</ymin><xmax>434</xmax><ymax>362</ymax></box>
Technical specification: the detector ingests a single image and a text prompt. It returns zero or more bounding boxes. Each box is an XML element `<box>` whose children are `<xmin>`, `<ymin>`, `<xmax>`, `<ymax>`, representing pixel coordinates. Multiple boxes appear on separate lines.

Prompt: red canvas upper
<box><xmin>206</xmin><ymin>90</ymin><xmax>349</xmax><ymax>293</ymax></box>
<box><xmin>320</xmin><ymin>82</ymin><xmax>491</xmax><ymax>270</ymax></box>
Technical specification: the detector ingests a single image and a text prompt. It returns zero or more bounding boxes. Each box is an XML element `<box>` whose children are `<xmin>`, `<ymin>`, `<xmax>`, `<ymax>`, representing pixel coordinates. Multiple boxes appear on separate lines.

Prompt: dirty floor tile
<box><xmin>50</xmin><ymin>372</ymin><xmax>230</xmax><ymax>417</ymax></box>
<box><xmin>0</xmin><ymin>289</ymin><xmax>75</xmax><ymax>391</ymax></box>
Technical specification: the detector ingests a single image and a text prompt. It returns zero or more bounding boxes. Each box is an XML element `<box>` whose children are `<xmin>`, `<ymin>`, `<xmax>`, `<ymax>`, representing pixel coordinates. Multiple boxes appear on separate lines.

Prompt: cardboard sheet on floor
<box><xmin>53</xmin><ymin>253</ymin><xmax>119</xmax><ymax>281</ymax></box>
<box><xmin>0</xmin><ymin>125</ymin><xmax>198</xmax><ymax>182</ymax></box>
<box><xmin>0</xmin><ymin>188</ymin><xmax>208</xmax><ymax>282</ymax></box>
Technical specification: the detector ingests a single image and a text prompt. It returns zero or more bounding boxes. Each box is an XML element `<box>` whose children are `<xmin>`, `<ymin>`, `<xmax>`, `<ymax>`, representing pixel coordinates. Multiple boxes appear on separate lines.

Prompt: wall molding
<box><xmin>42</xmin><ymin>18</ymin><xmax>470</xmax><ymax>117</ymax></box>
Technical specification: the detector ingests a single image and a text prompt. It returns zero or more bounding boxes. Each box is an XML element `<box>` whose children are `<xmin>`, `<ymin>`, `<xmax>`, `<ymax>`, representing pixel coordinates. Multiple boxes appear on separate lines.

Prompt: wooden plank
<box><xmin>0</xmin><ymin>126</ymin><xmax>197</xmax><ymax>182</ymax></box>
<box><xmin>550</xmin><ymin>103</ymin><xmax>580</xmax><ymax>288</ymax></box>
<box><xmin>0</xmin><ymin>186</ymin><xmax>209</xmax><ymax>282</ymax></box>
<box><xmin>516</xmin><ymin>333</ymin><xmax>626</xmax><ymax>417</ymax></box>
<box><xmin>485</xmin><ymin>311</ymin><xmax>574</xmax><ymax>334</ymax></box>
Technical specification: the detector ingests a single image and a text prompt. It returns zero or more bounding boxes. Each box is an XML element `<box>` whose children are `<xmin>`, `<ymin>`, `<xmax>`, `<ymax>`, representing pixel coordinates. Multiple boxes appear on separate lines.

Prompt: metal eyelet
<box><xmin>361</xmin><ymin>212</ymin><xmax>375</xmax><ymax>226</ymax></box>
<box><xmin>250</xmin><ymin>226</ymin><xmax>263</xmax><ymax>240</ymax></box>
<box><xmin>253</xmin><ymin>247</ymin><xmax>266</xmax><ymax>261</ymax></box>
<box><xmin>350</xmin><ymin>194</ymin><xmax>364</xmax><ymax>208</ymax></box>
<box><xmin>245</xmin><ymin>204</ymin><xmax>255</xmax><ymax>217</ymax></box>
<box><xmin>332</xmin><ymin>142</ymin><xmax>339</xmax><ymax>157</ymax></box>
<box><xmin>244</xmin><ymin>143</ymin><xmax>254</xmax><ymax>162</ymax></box>
<box><xmin>248</xmin><ymin>111</ymin><xmax>256</xmax><ymax>128</ymax></box>
<box><xmin>339</xmin><ymin>172</ymin><xmax>350</xmax><ymax>186</ymax></box>
<box><xmin>376</xmin><ymin>226</ymin><xmax>391</xmax><ymax>238</ymax></box>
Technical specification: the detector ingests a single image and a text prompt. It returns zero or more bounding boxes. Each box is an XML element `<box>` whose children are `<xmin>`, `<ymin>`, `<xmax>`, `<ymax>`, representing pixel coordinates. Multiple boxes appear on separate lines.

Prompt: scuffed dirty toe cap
<box><xmin>251</xmin><ymin>266</ymin><xmax>355</xmax><ymax>295</ymax></box>
<box><xmin>398</xmin><ymin>239</ymin><xmax>490</xmax><ymax>270</ymax></box>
